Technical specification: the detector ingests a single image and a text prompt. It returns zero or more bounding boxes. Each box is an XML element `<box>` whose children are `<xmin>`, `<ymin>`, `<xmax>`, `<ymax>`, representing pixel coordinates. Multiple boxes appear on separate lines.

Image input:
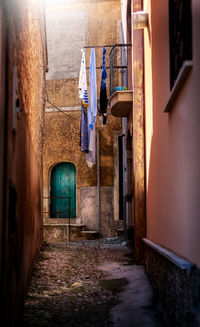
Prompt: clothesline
<box><xmin>45</xmin><ymin>87</ymin><xmax>80</xmax><ymax>122</ymax></box>
<box><xmin>83</xmin><ymin>44</ymin><xmax>115</xmax><ymax>49</ymax></box>
<box><xmin>86</xmin><ymin>65</ymin><xmax>127</xmax><ymax>70</ymax></box>
<box><xmin>84</xmin><ymin>43</ymin><xmax>131</xmax><ymax>69</ymax></box>
<box><xmin>86</xmin><ymin>66</ymin><xmax>110</xmax><ymax>70</ymax></box>
<box><xmin>83</xmin><ymin>43</ymin><xmax>132</xmax><ymax>49</ymax></box>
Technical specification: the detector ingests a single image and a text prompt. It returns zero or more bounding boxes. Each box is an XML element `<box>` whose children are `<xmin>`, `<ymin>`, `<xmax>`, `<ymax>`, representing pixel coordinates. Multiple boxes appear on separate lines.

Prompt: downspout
<box><xmin>97</xmin><ymin>129</ymin><xmax>100</xmax><ymax>234</ymax></box>
<box><xmin>121</xmin><ymin>133</ymin><xmax>128</xmax><ymax>241</ymax></box>
<box><xmin>121</xmin><ymin>45</ymin><xmax>128</xmax><ymax>242</ymax></box>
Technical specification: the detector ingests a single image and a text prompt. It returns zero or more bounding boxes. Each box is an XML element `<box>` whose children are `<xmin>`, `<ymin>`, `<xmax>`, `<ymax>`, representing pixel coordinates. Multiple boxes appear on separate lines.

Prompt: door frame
<box><xmin>48</xmin><ymin>161</ymin><xmax>77</xmax><ymax>219</ymax></box>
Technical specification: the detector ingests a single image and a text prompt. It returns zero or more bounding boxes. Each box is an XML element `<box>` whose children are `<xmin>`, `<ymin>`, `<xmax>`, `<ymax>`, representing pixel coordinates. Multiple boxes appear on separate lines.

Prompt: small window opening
<box><xmin>169</xmin><ymin>0</ymin><xmax>192</xmax><ymax>89</ymax></box>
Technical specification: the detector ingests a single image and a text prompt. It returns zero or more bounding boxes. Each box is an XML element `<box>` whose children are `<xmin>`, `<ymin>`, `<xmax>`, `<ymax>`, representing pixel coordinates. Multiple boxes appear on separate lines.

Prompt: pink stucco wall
<box><xmin>145</xmin><ymin>0</ymin><xmax>200</xmax><ymax>266</ymax></box>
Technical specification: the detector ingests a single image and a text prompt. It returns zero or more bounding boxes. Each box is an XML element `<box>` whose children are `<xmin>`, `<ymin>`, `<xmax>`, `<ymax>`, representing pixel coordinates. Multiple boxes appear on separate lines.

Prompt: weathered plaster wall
<box><xmin>45</xmin><ymin>0</ymin><xmax>121</xmax><ymax>107</ymax></box>
<box><xmin>43</xmin><ymin>109</ymin><xmax>122</xmax><ymax>237</ymax></box>
<box><xmin>43</xmin><ymin>0</ymin><xmax>122</xmax><ymax>236</ymax></box>
<box><xmin>46</xmin><ymin>78</ymin><xmax>80</xmax><ymax>108</ymax></box>
<box><xmin>131</xmin><ymin>0</ymin><xmax>146</xmax><ymax>263</ymax></box>
<box><xmin>79</xmin><ymin>186</ymin><xmax>120</xmax><ymax>237</ymax></box>
<box><xmin>43</xmin><ymin>111</ymin><xmax>121</xmax><ymax>188</ymax></box>
<box><xmin>2</xmin><ymin>0</ymin><xmax>46</xmax><ymax>324</ymax></box>
<box><xmin>46</xmin><ymin>6</ymin><xmax>86</xmax><ymax>80</ymax></box>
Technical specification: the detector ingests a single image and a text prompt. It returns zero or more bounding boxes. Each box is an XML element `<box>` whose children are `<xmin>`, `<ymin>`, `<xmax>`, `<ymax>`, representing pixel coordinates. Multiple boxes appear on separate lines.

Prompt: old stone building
<box><xmin>43</xmin><ymin>0</ymin><xmax>125</xmax><ymax>241</ymax></box>
<box><xmin>0</xmin><ymin>0</ymin><xmax>47</xmax><ymax>325</ymax></box>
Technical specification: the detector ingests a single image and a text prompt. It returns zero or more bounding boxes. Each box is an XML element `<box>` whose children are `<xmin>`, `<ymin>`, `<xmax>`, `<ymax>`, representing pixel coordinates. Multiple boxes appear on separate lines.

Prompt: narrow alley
<box><xmin>0</xmin><ymin>0</ymin><xmax>200</xmax><ymax>326</ymax></box>
<box><xmin>19</xmin><ymin>239</ymin><xmax>167</xmax><ymax>327</ymax></box>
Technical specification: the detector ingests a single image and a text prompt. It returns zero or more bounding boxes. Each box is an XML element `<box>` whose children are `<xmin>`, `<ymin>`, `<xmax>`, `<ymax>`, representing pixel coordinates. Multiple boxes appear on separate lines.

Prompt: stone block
<box><xmin>144</xmin><ymin>241</ymin><xmax>200</xmax><ymax>326</ymax></box>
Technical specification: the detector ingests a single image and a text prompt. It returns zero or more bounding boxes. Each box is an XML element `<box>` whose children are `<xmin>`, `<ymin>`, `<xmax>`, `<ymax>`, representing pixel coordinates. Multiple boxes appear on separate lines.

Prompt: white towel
<box><xmin>79</xmin><ymin>49</ymin><xmax>88</xmax><ymax>107</ymax></box>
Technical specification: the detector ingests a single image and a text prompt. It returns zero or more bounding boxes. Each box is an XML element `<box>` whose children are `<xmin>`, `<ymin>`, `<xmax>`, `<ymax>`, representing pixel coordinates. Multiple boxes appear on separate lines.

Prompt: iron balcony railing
<box><xmin>109</xmin><ymin>44</ymin><xmax>132</xmax><ymax>96</ymax></box>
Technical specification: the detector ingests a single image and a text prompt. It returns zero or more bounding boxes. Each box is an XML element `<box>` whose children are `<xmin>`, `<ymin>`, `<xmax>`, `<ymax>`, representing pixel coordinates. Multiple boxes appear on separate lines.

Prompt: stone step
<box><xmin>80</xmin><ymin>230</ymin><xmax>99</xmax><ymax>240</ymax></box>
<box><xmin>43</xmin><ymin>224</ymin><xmax>99</xmax><ymax>242</ymax></box>
<box><xmin>43</xmin><ymin>223</ymin><xmax>86</xmax><ymax>242</ymax></box>
<box><xmin>43</xmin><ymin>223</ymin><xmax>85</xmax><ymax>227</ymax></box>
<box><xmin>117</xmin><ymin>228</ymin><xmax>124</xmax><ymax>238</ymax></box>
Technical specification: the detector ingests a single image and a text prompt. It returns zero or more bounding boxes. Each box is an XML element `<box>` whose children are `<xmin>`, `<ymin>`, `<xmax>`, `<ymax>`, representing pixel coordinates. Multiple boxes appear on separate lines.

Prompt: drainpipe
<box><xmin>121</xmin><ymin>42</ymin><xmax>128</xmax><ymax>242</ymax></box>
<box><xmin>97</xmin><ymin>129</ymin><xmax>100</xmax><ymax>234</ymax></box>
<box><xmin>119</xmin><ymin>133</ymin><xmax>128</xmax><ymax>241</ymax></box>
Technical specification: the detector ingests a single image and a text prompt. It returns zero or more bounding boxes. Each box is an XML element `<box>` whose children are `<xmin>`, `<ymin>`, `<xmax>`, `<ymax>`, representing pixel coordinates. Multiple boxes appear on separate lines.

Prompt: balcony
<box><xmin>109</xmin><ymin>44</ymin><xmax>132</xmax><ymax>117</ymax></box>
<box><xmin>109</xmin><ymin>89</ymin><xmax>133</xmax><ymax>117</ymax></box>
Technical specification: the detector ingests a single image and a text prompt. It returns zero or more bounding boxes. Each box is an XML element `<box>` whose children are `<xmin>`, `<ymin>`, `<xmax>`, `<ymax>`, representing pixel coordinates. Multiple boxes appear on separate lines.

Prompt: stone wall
<box><xmin>143</xmin><ymin>239</ymin><xmax>200</xmax><ymax>327</ymax></box>
<box><xmin>43</xmin><ymin>109</ymin><xmax>122</xmax><ymax>236</ymax></box>
<box><xmin>43</xmin><ymin>110</ymin><xmax>121</xmax><ymax>188</ymax></box>
<box><xmin>79</xmin><ymin>186</ymin><xmax>122</xmax><ymax>237</ymax></box>
<box><xmin>43</xmin><ymin>0</ymin><xmax>122</xmax><ymax>237</ymax></box>
<box><xmin>45</xmin><ymin>0</ymin><xmax>122</xmax><ymax>108</ymax></box>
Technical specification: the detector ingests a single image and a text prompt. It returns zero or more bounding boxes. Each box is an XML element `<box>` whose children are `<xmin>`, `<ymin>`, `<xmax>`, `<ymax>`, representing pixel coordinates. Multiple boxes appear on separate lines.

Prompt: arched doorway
<box><xmin>50</xmin><ymin>162</ymin><xmax>76</xmax><ymax>218</ymax></box>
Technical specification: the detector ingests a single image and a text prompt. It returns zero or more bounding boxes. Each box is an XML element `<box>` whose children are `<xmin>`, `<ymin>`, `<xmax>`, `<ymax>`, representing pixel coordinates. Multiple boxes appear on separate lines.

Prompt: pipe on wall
<box><xmin>97</xmin><ymin>130</ymin><xmax>100</xmax><ymax>234</ymax></box>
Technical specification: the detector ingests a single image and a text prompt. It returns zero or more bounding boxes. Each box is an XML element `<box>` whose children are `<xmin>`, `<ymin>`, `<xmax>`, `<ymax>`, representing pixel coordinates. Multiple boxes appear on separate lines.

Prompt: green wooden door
<box><xmin>50</xmin><ymin>162</ymin><xmax>76</xmax><ymax>218</ymax></box>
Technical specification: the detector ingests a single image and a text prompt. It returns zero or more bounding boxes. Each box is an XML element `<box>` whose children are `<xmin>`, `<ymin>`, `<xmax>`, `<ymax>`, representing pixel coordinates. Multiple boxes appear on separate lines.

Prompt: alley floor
<box><xmin>19</xmin><ymin>239</ymin><xmax>168</xmax><ymax>327</ymax></box>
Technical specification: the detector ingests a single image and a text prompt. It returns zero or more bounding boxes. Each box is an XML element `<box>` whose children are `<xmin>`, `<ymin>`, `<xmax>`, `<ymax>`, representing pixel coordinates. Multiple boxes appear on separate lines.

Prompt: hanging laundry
<box><xmin>79</xmin><ymin>49</ymin><xmax>89</xmax><ymax>107</ymax></box>
<box><xmin>88</xmin><ymin>47</ymin><xmax>97</xmax><ymax>131</ymax></box>
<box><xmin>86</xmin><ymin>128</ymin><xmax>96</xmax><ymax>166</ymax></box>
<box><xmin>79</xmin><ymin>49</ymin><xmax>89</xmax><ymax>152</ymax></box>
<box><xmin>80</xmin><ymin>103</ymin><xmax>89</xmax><ymax>152</ymax></box>
<box><xmin>100</xmin><ymin>47</ymin><xmax>107</xmax><ymax>124</ymax></box>
<box><xmin>86</xmin><ymin>48</ymin><xmax>97</xmax><ymax>166</ymax></box>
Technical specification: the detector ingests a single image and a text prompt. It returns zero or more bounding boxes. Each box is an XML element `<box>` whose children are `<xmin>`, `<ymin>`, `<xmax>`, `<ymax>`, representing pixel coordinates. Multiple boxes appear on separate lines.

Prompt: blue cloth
<box><xmin>101</xmin><ymin>47</ymin><xmax>107</xmax><ymax>90</ymax></box>
<box><xmin>80</xmin><ymin>103</ymin><xmax>89</xmax><ymax>153</ymax></box>
<box><xmin>88</xmin><ymin>48</ymin><xmax>97</xmax><ymax>131</ymax></box>
<box><xmin>86</xmin><ymin>48</ymin><xmax>97</xmax><ymax>165</ymax></box>
<box><xmin>100</xmin><ymin>47</ymin><xmax>107</xmax><ymax>124</ymax></box>
<box><xmin>83</xmin><ymin>90</ymin><xmax>89</xmax><ymax>107</ymax></box>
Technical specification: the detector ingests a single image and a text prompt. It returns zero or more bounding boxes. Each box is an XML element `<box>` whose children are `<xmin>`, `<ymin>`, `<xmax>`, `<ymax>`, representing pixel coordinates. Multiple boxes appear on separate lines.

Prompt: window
<box><xmin>169</xmin><ymin>0</ymin><xmax>192</xmax><ymax>89</ymax></box>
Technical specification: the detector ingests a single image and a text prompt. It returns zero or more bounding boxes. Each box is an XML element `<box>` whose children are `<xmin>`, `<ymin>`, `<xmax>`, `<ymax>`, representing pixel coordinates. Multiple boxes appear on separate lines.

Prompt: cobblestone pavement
<box><xmin>18</xmin><ymin>239</ymin><xmax>167</xmax><ymax>327</ymax></box>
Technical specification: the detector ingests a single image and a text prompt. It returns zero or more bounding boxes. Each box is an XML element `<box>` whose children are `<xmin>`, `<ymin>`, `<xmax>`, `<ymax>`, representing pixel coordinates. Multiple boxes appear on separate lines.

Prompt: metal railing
<box><xmin>43</xmin><ymin>196</ymin><xmax>71</xmax><ymax>218</ymax></box>
<box><xmin>109</xmin><ymin>44</ymin><xmax>132</xmax><ymax>96</ymax></box>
